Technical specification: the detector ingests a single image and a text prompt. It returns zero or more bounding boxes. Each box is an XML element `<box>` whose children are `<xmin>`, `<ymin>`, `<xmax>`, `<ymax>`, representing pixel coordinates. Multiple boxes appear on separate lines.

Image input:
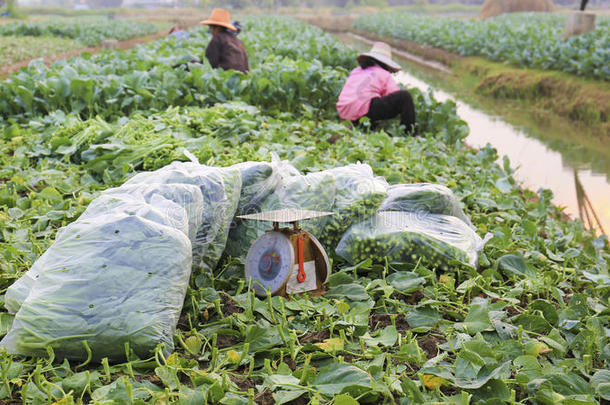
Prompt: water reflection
<box><xmin>392</xmin><ymin>70</ymin><xmax>610</xmax><ymax>235</ymax></box>
<box><xmin>575</xmin><ymin>170</ymin><xmax>607</xmax><ymax>235</ymax></box>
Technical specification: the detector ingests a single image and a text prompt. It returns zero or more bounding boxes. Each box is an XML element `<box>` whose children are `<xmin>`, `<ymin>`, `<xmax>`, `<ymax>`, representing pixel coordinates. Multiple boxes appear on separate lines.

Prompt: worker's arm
<box><xmin>382</xmin><ymin>70</ymin><xmax>401</xmax><ymax>96</ymax></box>
<box><xmin>205</xmin><ymin>36</ymin><xmax>222</xmax><ymax>68</ymax></box>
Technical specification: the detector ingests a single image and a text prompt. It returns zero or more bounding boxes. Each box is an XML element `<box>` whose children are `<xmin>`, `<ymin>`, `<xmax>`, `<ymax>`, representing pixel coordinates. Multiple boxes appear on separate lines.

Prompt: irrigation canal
<box><xmin>335</xmin><ymin>32</ymin><xmax>610</xmax><ymax>236</ymax></box>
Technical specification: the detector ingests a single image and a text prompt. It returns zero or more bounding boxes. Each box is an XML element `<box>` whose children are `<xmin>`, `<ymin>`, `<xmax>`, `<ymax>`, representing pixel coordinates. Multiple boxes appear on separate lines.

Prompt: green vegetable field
<box><xmin>0</xmin><ymin>18</ymin><xmax>161</xmax><ymax>47</ymax></box>
<box><xmin>1</xmin><ymin>15</ymin><xmax>609</xmax><ymax>405</ymax></box>
<box><xmin>0</xmin><ymin>35</ymin><xmax>81</xmax><ymax>65</ymax></box>
<box><xmin>355</xmin><ymin>12</ymin><xmax>610</xmax><ymax>80</ymax></box>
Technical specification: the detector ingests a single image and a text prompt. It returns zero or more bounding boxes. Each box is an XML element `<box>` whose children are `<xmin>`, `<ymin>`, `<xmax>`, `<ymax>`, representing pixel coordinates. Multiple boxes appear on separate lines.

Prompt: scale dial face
<box><xmin>245</xmin><ymin>232</ymin><xmax>295</xmax><ymax>296</ymax></box>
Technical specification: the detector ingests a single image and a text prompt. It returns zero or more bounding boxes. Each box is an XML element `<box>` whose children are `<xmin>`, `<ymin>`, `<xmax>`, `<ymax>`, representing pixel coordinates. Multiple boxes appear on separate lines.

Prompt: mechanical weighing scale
<box><xmin>238</xmin><ymin>209</ymin><xmax>332</xmax><ymax>297</ymax></box>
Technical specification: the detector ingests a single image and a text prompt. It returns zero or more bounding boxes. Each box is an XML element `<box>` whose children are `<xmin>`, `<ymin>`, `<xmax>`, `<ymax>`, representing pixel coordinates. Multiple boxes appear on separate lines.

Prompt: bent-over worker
<box><xmin>336</xmin><ymin>42</ymin><xmax>416</xmax><ymax>135</ymax></box>
<box><xmin>201</xmin><ymin>8</ymin><xmax>249</xmax><ymax>73</ymax></box>
<box><xmin>168</xmin><ymin>26</ymin><xmax>190</xmax><ymax>40</ymax></box>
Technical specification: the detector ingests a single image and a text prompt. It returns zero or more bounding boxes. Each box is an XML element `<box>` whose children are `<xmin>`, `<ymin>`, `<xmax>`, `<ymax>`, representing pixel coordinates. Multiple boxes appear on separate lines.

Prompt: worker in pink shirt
<box><xmin>337</xmin><ymin>42</ymin><xmax>416</xmax><ymax>135</ymax></box>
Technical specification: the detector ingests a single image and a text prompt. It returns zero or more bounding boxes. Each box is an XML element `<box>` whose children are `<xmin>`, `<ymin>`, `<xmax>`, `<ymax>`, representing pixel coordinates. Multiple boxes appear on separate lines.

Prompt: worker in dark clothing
<box><xmin>230</xmin><ymin>21</ymin><xmax>242</xmax><ymax>36</ymax></box>
<box><xmin>201</xmin><ymin>9</ymin><xmax>249</xmax><ymax>73</ymax></box>
<box><xmin>580</xmin><ymin>0</ymin><xmax>588</xmax><ymax>10</ymax></box>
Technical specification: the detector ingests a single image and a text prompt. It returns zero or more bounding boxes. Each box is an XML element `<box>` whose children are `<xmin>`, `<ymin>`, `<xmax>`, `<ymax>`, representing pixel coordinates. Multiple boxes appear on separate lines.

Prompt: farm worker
<box><xmin>201</xmin><ymin>9</ymin><xmax>249</xmax><ymax>73</ymax></box>
<box><xmin>336</xmin><ymin>42</ymin><xmax>416</xmax><ymax>135</ymax></box>
<box><xmin>230</xmin><ymin>20</ymin><xmax>242</xmax><ymax>36</ymax></box>
<box><xmin>168</xmin><ymin>26</ymin><xmax>190</xmax><ymax>40</ymax></box>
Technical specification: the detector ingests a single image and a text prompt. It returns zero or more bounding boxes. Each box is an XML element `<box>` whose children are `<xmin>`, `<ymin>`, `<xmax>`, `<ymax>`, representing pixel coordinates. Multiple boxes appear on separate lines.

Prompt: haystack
<box><xmin>479</xmin><ymin>0</ymin><xmax>554</xmax><ymax>19</ymax></box>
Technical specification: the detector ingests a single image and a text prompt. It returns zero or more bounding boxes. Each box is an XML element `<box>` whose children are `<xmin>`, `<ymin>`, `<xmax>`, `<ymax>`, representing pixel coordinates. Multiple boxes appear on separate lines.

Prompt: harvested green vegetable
<box><xmin>336</xmin><ymin>211</ymin><xmax>483</xmax><ymax>268</ymax></box>
<box><xmin>2</xmin><ymin>213</ymin><xmax>192</xmax><ymax>361</ymax></box>
<box><xmin>225</xmin><ymin>161</ymin><xmax>281</xmax><ymax>257</ymax></box>
<box><xmin>316</xmin><ymin>164</ymin><xmax>387</xmax><ymax>251</ymax></box>
<box><xmin>124</xmin><ymin>162</ymin><xmax>241</xmax><ymax>275</ymax></box>
<box><xmin>379</xmin><ymin>183</ymin><xmax>473</xmax><ymax>227</ymax></box>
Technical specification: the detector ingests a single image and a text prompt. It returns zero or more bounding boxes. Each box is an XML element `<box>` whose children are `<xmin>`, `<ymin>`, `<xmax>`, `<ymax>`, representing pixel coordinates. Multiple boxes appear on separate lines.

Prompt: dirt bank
<box><xmin>461</xmin><ymin>57</ymin><xmax>609</xmax><ymax>137</ymax></box>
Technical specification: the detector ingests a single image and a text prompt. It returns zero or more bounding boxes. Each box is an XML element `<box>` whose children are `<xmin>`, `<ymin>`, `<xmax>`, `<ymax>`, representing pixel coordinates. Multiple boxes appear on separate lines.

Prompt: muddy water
<box><xmin>335</xmin><ymin>32</ymin><xmax>610</xmax><ymax>235</ymax></box>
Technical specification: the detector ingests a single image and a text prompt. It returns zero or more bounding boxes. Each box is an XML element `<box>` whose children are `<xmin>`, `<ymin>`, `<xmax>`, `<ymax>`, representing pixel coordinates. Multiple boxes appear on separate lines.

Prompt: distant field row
<box><xmin>355</xmin><ymin>12</ymin><xmax>610</xmax><ymax>80</ymax></box>
<box><xmin>0</xmin><ymin>35</ymin><xmax>81</xmax><ymax>66</ymax></box>
<box><xmin>0</xmin><ymin>18</ymin><xmax>162</xmax><ymax>46</ymax></box>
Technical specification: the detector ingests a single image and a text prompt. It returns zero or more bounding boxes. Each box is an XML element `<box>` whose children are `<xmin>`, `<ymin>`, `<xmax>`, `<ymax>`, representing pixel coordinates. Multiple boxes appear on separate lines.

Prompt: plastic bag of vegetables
<box><xmin>336</xmin><ymin>211</ymin><xmax>483</xmax><ymax>268</ymax></box>
<box><xmin>1</xmin><ymin>212</ymin><xmax>192</xmax><ymax>361</ymax></box>
<box><xmin>227</xmin><ymin>166</ymin><xmax>336</xmax><ymax>258</ymax></box>
<box><xmin>124</xmin><ymin>161</ymin><xmax>241</xmax><ymax>273</ymax></box>
<box><xmin>101</xmin><ymin>183</ymin><xmax>204</xmax><ymax>242</ymax></box>
<box><xmin>232</xmin><ymin>161</ymin><xmax>283</xmax><ymax>216</ymax></box>
<box><xmin>224</xmin><ymin>161</ymin><xmax>284</xmax><ymax>257</ymax></box>
<box><xmin>4</xmin><ymin>191</ymin><xmax>193</xmax><ymax>315</ymax></box>
<box><xmin>378</xmin><ymin>183</ymin><xmax>473</xmax><ymax>228</ymax></box>
<box><xmin>318</xmin><ymin>163</ymin><xmax>387</xmax><ymax>250</ymax></box>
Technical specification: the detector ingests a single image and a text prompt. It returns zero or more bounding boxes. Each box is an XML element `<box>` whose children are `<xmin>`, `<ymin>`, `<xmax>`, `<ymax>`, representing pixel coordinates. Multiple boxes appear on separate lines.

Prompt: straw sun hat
<box><xmin>357</xmin><ymin>42</ymin><xmax>401</xmax><ymax>73</ymax></box>
<box><xmin>201</xmin><ymin>8</ymin><xmax>237</xmax><ymax>31</ymax></box>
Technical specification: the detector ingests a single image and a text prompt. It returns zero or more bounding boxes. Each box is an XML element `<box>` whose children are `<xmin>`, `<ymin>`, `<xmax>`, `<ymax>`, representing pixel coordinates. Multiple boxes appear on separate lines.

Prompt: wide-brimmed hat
<box><xmin>200</xmin><ymin>8</ymin><xmax>236</xmax><ymax>31</ymax></box>
<box><xmin>357</xmin><ymin>42</ymin><xmax>401</xmax><ymax>73</ymax></box>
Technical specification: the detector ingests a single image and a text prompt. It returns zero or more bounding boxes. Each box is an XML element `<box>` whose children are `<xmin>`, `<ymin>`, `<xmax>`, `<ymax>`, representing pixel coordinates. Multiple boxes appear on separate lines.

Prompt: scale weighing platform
<box><xmin>238</xmin><ymin>209</ymin><xmax>332</xmax><ymax>297</ymax></box>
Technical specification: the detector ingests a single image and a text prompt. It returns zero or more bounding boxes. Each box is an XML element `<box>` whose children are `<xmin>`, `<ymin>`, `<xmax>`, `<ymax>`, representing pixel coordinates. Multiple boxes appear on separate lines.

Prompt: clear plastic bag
<box><xmin>124</xmin><ymin>162</ymin><xmax>241</xmax><ymax>274</ymax></box>
<box><xmin>232</xmin><ymin>161</ymin><xmax>282</xmax><ymax>216</ymax></box>
<box><xmin>1</xmin><ymin>213</ymin><xmax>192</xmax><ymax>361</ymax></box>
<box><xmin>378</xmin><ymin>183</ymin><xmax>473</xmax><ymax>228</ymax></box>
<box><xmin>335</xmin><ymin>211</ymin><xmax>483</xmax><ymax>268</ymax></box>
<box><xmin>5</xmin><ymin>192</ymin><xmax>192</xmax><ymax>315</ymax></box>
<box><xmin>227</xmin><ymin>167</ymin><xmax>337</xmax><ymax>258</ymax></box>
<box><xmin>224</xmin><ymin>161</ymin><xmax>283</xmax><ymax>257</ymax></box>
<box><xmin>101</xmin><ymin>183</ymin><xmax>204</xmax><ymax>242</ymax></box>
<box><xmin>226</xmin><ymin>161</ymin><xmax>388</xmax><ymax>258</ymax></box>
<box><xmin>318</xmin><ymin>163</ymin><xmax>387</xmax><ymax>250</ymax></box>
<box><xmin>78</xmin><ymin>193</ymin><xmax>190</xmax><ymax>237</ymax></box>
<box><xmin>225</xmin><ymin>157</ymin><xmax>301</xmax><ymax>258</ymax></box>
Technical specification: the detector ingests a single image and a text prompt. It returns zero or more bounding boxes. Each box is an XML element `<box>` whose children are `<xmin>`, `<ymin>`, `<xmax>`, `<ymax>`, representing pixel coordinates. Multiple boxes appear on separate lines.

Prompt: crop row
<box><xmin>0</xmin><ymin>18</ymin><xmax>356</xmax><ymax>122</ymax></box>
<box><xmin>355</xmin><ymin>12</ymin><xmax>610</xmax><ymax>80</ymax></box>
<box><xmin>0</xmin><ymin>35</ymin><xmax>81</xmax><ymax>66</ymax></box>
<box><xmin>0</xmin><ymin>17</ymin><xmax>161</xmax><ymax>47</ymax></box>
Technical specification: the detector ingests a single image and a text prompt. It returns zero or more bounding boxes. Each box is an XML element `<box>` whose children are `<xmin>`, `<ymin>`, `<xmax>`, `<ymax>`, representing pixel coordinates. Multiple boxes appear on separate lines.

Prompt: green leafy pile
<box><xmin>355</xmin><ymin>12</ymin><xmax>610</xmax><ymax>80</ymax></box>
<box><xmin>0</xmin><ymin>18</ymin><xmax>160</xmax><ymax>46</ymax></box>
